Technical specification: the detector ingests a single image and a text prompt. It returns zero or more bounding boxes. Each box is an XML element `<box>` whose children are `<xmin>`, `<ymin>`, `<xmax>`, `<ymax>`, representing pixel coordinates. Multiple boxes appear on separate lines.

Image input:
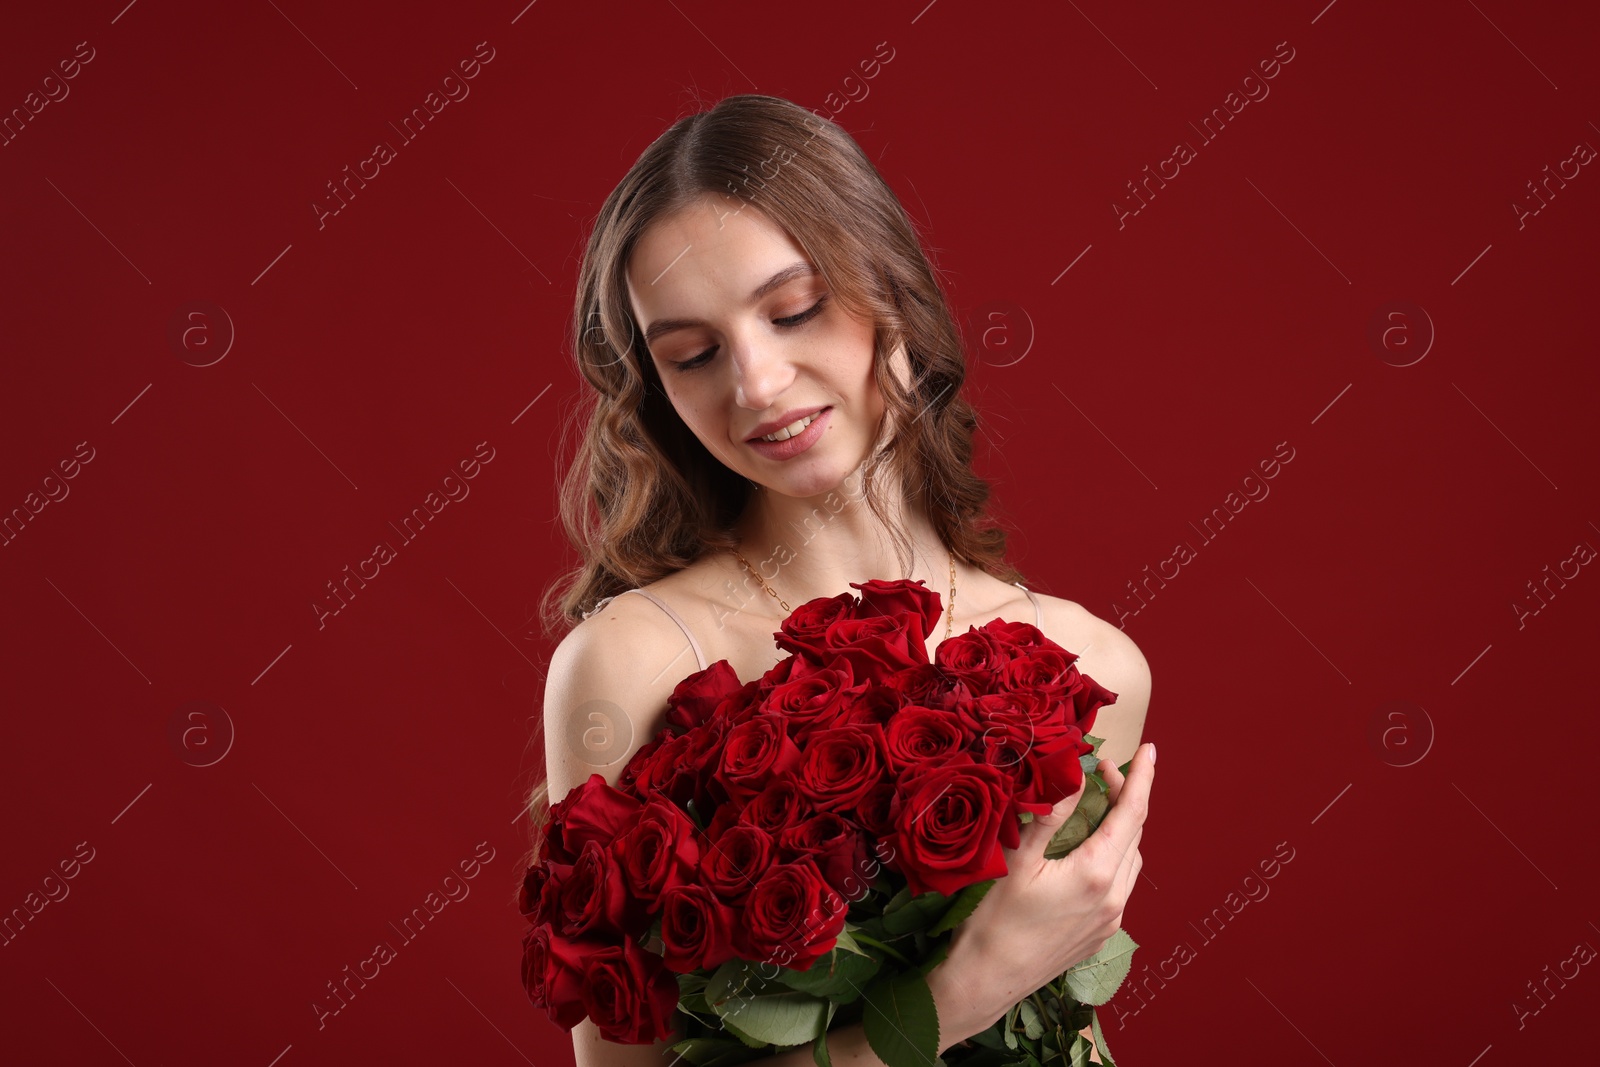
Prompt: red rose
<box><xmin>820</xmin><ymin>614</ymin><xmax>926</xmax><ymax>676</ymax></box>
<box><xmin>703</xmin><ymin>798</ymin><xmax>741</xmax><ymax>842</ymax></box>
<box><xmin>773</xmin><ymin>591</ymin><xmax>857</xmax><ymax>663</ymax></box>
<box><xmin>665</xmin><ymin>659</ymin><xmax>744</xmax><ymax>731</ymax></box>
<box><xmin>618</xmin><ymin>735</ymin><xmax>664</xmax><ymax>796</ymax></box>
<box><xmin>629</xmin><ymin>731</ymin><xmax>698</xmax><ymax>806</ymax></box>
<box><xmin>960</xmin><ymin>691</ymin><xmax>1080</xmax><ymax>769</ymax></box>
<box><xmin>580</xmin><ymin>935</ymin><xmax>681</xmax><ymax>1044</ymax></box>
<box><xmin>776</xmin><ymin>812</ymin><xmax>874</xmax><ymax>898</ymax></box>
<box><xmin>680</xmin><ymin>717</ymin><xmax>733</xmax><ymax>810</ymax></box>
<box><xmin>544</xmin><ymin>774</ymin><xmax>643</xmax><ymax>864</ymax></box>
<box><xmin>892</xmin><ymin>756</ymin><xmax>1017</xmax><ymax>897</ymax></box>
<box><xmin>851</xmin><ymin>578</ymin><xmax>943</xmax><ymax>644</ymax></box>
<box><xmin>854</xmin><ymin>782</ymin><xmax>897</xmax><ymax>839</ymax></box>
<box><xmin>932</xmin><ymin>629</ymin><xmax>1013</xmax><ymax>691</ymax></box>
<box><xmin>759</xmin><ymin>653</ymin><xmax>802</xmax><ymax>688</ymax></box>
<box><xmin>885</xmin><ymin>663</ymin><xmax>965</xmax><ymax>710</ymax></box>
<box><xmin>884</xmin><ymin>705</ymin><xmax>971</xmax><ymax>772</ymax></box>
<box><xmin>977</xmin><ymin>617</ymin><xmax>1051</xmax><ymax>652</ymax></box>
<box><xmin>722</xmin><ymin>679</ymin><xmax>768</xmax><ymax>728</ymax></box>
<box><xmin>1009</xmin><ymin>725</ymin><xmax>1094</xmax><ymax>818</ymax></box>
<box><xmin>522</xmin><ymin>923</ymin><xmax>604</xmax><ymax>1031</ymax></box>
<box><xmin>518</xmin><ymin>863</ymin><xmax>551</xmax><ymax>924</ymax></box>
<box><xmin>820</xmin><ymin>683</ymin><xmax>901</xmax><ymax>734</ymax></box>
<box><xmin>558</xmin><ymin>839</ymin><xmax>637</xmax><ymax>938</ymax></box>
<box><xmin>995</xmin><ymin>645</ymin><xmax>1081</xmax><ymax>693</ymax></box>
<box><xmin>1060</xmin><ymin>668</ymin><xmax>1118</xmax><ymax>736</ymax></box>
<box><xmin>659</xmin><ymin>884</ymin><xmax>739</xmax><ymax>972</ymax></box>
<box><xmin>792</xmin><ymin>722</ymin><xmax>887</xmax><ymax>812</ymax></box>
<box><xmin>738</xmin><ymin>777</ymin><xmax>810</xmax><ymax>836</ymax></box>
<box><xmin>759</xmin><ymin>667</ymin><xmax>853</xmax><ymax>742</ymax></box>
<box><xmin>534</xmin><ymin>859</ymin><xmax>572</xmax><ymax>929</ymax></box>
<box><xmin>736</xmin><ymin>858</ymin><xmax>847</xmax><ymax>971</ymax></box>
<box><xmin>716</xmin><ymin>712</ymin><xmax>803</xmax><ymax>804</ymax></box>
<box><xmin>700</xmin><ymin>823</ymin><xmax>774</xmax><ymax>903</ymax></box>
<box><xmin>612</xmin><ymin>796</ymin><xmax>700</xmax><ymax>907</ymax></box>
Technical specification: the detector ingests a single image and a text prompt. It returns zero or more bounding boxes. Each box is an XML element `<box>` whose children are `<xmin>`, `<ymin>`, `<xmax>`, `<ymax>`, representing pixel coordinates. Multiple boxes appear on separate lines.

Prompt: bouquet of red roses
<box><xmin>520</xmin><ymin>578</ymin><xmax>1138</xmax><ymax>1067</ymax></box>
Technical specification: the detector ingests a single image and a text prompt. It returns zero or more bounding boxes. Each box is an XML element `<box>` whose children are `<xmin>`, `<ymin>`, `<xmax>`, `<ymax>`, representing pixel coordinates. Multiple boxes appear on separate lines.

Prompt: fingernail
<box><xmin>1148</xmin><ymin>742</ymin><xmax>1157</xmax><ymax>764</ymax></box>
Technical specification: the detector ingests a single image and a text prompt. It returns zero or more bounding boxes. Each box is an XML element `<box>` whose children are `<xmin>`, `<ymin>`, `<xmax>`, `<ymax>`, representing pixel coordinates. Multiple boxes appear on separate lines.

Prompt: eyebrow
<box><xmin>642</xmin><ymin>262</ymin><xmax>817</xmax><ymax>346</ymax></box>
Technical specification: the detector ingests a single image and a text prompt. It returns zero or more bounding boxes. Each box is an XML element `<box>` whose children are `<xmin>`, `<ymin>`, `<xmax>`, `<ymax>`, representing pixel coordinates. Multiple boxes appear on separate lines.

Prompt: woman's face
<box><xmin>625</xmin><ymin>194</ymin><xmax>891</xmax><ymax>500</ymax></box>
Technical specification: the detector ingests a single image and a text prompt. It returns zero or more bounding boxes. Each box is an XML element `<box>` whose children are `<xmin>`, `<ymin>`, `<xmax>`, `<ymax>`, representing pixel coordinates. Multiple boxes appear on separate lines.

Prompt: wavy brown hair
<box><xmin>515</xmin><ymin>93</ymin><xmax>1028</xmax><ymax>891</ymax></box>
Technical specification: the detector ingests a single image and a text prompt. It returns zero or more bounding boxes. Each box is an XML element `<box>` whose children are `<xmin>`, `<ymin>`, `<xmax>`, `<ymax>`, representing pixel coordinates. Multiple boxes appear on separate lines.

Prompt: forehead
<box><xmin>625</xmin><ymin>197</ymin><xmax>811</xmax><ymax>320</ymax></box>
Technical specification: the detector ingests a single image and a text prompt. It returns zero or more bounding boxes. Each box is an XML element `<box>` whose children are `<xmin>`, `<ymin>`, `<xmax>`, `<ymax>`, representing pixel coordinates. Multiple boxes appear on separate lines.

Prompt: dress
<box><xmin>582</xmin><ymin>582</ymin><xmax>1046</xmax><ymax>672</ymax></box>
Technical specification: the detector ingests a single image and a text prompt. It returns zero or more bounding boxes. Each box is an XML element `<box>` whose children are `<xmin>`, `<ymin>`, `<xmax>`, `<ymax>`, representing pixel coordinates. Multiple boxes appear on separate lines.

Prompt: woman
<box><xmin>523</xmin><ymin>93</ymin><xmax>1156</xmax><ymax>1066</ymax></box>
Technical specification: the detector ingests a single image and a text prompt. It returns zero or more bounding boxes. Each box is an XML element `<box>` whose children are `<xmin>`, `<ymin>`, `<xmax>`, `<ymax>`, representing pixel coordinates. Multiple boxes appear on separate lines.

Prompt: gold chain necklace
<box><xmin>731</xmin><ymin>545</ymin><xmax>958</xmax><ymax>642</ymax></box>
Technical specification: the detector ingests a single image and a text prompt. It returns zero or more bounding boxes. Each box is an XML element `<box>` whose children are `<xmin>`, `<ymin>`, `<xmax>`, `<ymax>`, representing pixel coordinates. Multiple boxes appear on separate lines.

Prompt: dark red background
<box><xmin>3</xmin><ymin>1</ymin><xmax>1596</xmax><ymax>1063</ymax></box>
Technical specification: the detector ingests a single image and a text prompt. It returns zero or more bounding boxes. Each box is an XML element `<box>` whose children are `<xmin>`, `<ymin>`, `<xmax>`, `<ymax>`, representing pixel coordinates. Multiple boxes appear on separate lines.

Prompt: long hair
<box><xmin>515</xmin><ymin>94</ymin><xmax>1027</xmax><ymax>889</ymax></box>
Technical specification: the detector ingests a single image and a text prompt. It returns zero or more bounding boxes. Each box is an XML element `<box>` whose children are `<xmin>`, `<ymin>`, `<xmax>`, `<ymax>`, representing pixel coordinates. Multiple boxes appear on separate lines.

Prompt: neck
<box><xmin>729</xmin><ymin>462</ymin><xmax>952</xmax><ymax>613</ymax></box>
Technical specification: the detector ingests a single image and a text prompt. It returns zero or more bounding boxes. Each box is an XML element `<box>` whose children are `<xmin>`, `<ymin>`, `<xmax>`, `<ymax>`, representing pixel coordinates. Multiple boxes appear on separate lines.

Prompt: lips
<box><xmin>746</xmin><ymin>405</ymin><xmax>830</xmax><ymax>442</ymax></box>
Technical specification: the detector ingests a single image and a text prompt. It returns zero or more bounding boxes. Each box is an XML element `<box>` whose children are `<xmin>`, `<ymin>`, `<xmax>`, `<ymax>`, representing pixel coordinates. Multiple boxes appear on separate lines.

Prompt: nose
<box><xmin>730</xmin><ymin>331</ymin><xmax>796</xmax><ymax>412</ymax></box>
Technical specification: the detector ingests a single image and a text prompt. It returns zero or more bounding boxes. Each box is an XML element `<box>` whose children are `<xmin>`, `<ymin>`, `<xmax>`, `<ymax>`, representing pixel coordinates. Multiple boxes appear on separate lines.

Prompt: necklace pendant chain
<box><xmin>732</xmin><ymin>546</ymin><xmax>958</xmax><ymax>641</ymax></box>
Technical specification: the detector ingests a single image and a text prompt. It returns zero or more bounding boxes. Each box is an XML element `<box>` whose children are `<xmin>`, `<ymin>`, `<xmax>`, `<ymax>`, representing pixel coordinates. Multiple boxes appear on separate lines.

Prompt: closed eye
<box><xmin>671</xmin><ymin>296</ymin><xmax>829</xmax><ymax>372</ymax></box>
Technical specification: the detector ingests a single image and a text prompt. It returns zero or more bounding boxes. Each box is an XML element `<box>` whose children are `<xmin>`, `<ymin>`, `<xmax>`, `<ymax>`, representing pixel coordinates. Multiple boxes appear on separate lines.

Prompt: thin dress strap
<box><xmin>619</xmin><ymin>588</ymin><xmax>709</xmax><ymax>673</ymax></box>
<box><xmin>1013</xmin><ymin>581</ymin><xmax>1045</xmax><ymax>628</ymax></box>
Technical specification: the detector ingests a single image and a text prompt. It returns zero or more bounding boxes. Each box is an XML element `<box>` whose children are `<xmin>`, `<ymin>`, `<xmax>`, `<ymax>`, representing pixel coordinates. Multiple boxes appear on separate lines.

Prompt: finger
<box><xmin>1115</xmin><ymin>844</ymin><xmax>1145</xmax><ymax>899</ymax></box>
<box><xmin>1008</xmin><ymin>770</ymin><xmax>1089</xmax><ymax>865</ymax></box>
<box><xmin>1083</xmin><ymin>743</ymin><xmax>1154</xmax><ymax>863</ymax></box>
<box><xmin>1111</xmin><ymin>829</ymin><xmax>1143</xmax><ymax>895</ymax></box>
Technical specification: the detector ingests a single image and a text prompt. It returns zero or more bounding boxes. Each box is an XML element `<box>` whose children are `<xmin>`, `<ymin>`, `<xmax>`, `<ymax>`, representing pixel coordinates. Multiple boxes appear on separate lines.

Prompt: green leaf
<box><xmin>883</xmin><ymin>889</ymin><xmax>950</xmax><ymax>936</ymax></box>
<box><xmin>776</xmin><ymin>945</ymin><xmax>883</xmax><ymax>1000</ymax></box>
<box><xmin>882</xmin><ymin>884</ymin><xmax>914</xmax><ymax>916</ymax></box>
<box><xmin>678</xmin><ymin>989</ymin><xmax>715</xmax><ymax>1020</ymax></box>
<box><xmin>1082</xmin><ymin>733</ymin><xmax>1106</xmax><ymax>754</ymax></box>
<box><xmin>834</xmin><ymin>926</ymin><xmax>873</xmax><ymax>957</ymax></box>
<box><xmin>862</xmin><ymin>969</ymin><xmax>940</xmax><ymax>1067</ymax></box>
<box><xmin>812</xmin><ymin>1000</ymin><xmax>837</xmax><ymax>1067</ymax></box>
<box><xmin>849</xmin><ymin>930</ymin><xmax>913</xmax><ymax>966</ymax></box>
<box><xmin>1066</xmin><ymin>1032</ymin><xmax>1094</xmax><ymax>1067</ymax></box>
<box><xmin>706</xmin><ymin>958</ymin><xmax>778</xmax><ymax>1008</ymax></box>
<box><xmin>718</xmin><ymin>989</ymin><xmax>830</xmax><ymax>1047</ymax></box>
<box><xmin>1018</xmin><ymin>1000</ymin><xmax>1044</xmax><ymax>1041</ymax></box>
<box><xmin>1044</xmin><ymin>787</ymin><xmax>1108</xmax><ymax>860</ymax></box>
<box><xmin>1003</xmin><ymin>1004</ymin><xmax>1020</xmax><ymax>1050</ymax></box>
<box><xmin>1089</xmin><ymin>1008</ymin><xmax>1118</xmax><ymax>1067</ymax></box>
<box><xmin>718</xmin><ymin>1011</ymin><xmax>776</xmax><ymax>1049</ymax></box>
<box><xmin>677</xmin><ymin>971</ymin><xmax>717</xmax><ymax>1020</ymax></box>
<box><xmin>928</xmin><ymin>879</ymin><xmax>995</xmax><ymax>936</ymax></box>
<box><xmin>1060</xmin><ymin>931</ymin><xmax>1139</xmax><ymax>1006</ymax></box>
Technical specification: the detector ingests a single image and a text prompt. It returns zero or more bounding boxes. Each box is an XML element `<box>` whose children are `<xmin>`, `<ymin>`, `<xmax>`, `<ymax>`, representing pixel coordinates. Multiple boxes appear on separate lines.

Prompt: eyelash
<box><xmin>672</xmin><ymin>296</ymin><xmax>829</xmax><ymax>372</ymax></box>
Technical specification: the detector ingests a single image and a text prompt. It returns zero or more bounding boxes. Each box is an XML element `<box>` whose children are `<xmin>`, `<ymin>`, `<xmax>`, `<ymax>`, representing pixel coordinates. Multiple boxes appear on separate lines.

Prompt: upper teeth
<box><xmin>759</xmin><ymin>411</ymin><xmax>822</xmax><ymax>442</ymax></box>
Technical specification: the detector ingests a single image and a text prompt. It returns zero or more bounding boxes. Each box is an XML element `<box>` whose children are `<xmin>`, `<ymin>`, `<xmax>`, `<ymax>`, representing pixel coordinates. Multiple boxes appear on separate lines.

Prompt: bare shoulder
<box><xmin>1031</xmin><ymin>591</ymin><xmax>1152</xmax><ymax>768</ymax></box>
<box><xmin>542</xmin><ymin>589</ymin><xmax>699</xmax><ymax>805</ymax></box>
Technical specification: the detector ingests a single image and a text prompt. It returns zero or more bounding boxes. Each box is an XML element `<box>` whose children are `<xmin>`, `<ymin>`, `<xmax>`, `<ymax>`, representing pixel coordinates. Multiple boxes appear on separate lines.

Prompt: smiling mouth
<box><xmin>754</xmin><ymin>408</ymin><xmax>828</xmax><ymax>443</ymax></box>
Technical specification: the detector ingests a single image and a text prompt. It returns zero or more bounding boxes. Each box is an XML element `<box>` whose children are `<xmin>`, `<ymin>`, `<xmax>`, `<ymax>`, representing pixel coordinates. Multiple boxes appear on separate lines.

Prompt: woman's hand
<box><xmin>927</xmin><ymin>742</ymin><xmax>1156</xmax><ymax>1046</ymax></box>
